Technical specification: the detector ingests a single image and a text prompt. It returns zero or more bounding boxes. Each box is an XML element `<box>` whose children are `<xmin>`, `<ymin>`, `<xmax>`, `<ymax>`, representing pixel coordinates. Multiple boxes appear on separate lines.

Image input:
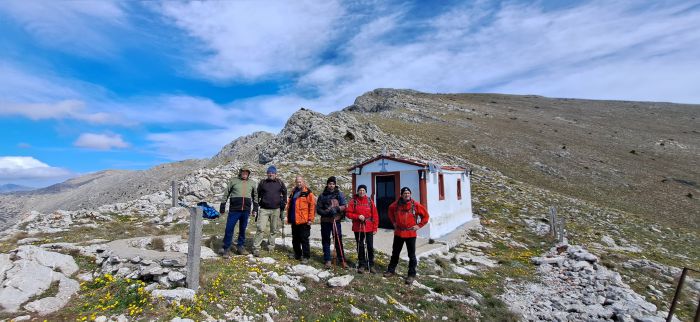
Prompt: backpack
<box><xmin>197</xmin><ymin>201</ymin><xmax>221</xmax><ymax>220</ymax></box>
<box><xmin>352</xmin><ymin>197</ymin><xmax>375</xmax><ymax>222</ymax></box>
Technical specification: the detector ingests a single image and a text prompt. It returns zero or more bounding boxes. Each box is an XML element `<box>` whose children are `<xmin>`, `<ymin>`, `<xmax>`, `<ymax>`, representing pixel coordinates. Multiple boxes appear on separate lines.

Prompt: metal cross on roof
<box><xmin>379</xmin><ymin>158</ymin><xmax>389</xmax><ymax>172</ymax></box>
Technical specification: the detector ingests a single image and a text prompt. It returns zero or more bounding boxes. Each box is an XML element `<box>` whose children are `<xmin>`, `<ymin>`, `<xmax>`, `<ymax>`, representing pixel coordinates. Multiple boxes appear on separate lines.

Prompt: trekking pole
<box><xmin>361</xmin><ymin>221</ymin><xmax>370</xmax><ymax>271</ymax></box>
<box><xmin>332</xmin><ymin>219</ymin><xmax>347</xmax><ymax>267</ymax></box>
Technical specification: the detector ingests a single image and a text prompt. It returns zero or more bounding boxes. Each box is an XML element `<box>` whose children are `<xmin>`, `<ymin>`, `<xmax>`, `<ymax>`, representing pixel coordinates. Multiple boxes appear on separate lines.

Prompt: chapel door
<box><xmin>375</xmin><ymin>173</ymin><xmax>398</xmax><ymax>229</ymax></box>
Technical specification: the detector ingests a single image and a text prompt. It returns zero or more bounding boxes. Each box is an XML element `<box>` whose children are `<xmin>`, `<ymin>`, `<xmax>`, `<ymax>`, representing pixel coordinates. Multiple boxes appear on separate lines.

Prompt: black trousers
<box><xmin>354</xmin><ymin>231</ymin><xmax>375</xmax><ymax>268</ymax></box>
<box><xmin>387</xmin><ymin>235</ymin><xmax>417</xmax><ymax>277</ymax></box>
<box><xmin>291</xmin><ymin>223</ymin><xmax>311</xmax><ymax>259</ymax></box>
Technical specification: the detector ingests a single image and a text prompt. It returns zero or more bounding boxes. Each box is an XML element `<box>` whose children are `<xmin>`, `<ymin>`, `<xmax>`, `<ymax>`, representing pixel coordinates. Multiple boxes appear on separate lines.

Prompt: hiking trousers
<box><xmin>387</xmin><ymin>235</ymin><xmax>417</xmax><ymax>277</ymax></box>
<box><xmin>222</xmin><ymin>210</ymin><xmax>250</xmax><ymax>250</ymax></box>
<box><xmin>254</xmin><ymin>208</ymin><xmax>279</xmax><ymax>251</ymax></box>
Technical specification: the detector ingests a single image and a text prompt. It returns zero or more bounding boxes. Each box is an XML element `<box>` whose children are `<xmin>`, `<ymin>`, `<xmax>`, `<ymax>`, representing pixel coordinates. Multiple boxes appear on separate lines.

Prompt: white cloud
<box><xmin>0</xmin><ymin>1</ymin><xmax>128</xmax><ymax>57</ymax></box>
<box><xmin>74</xmin><ymin>133</ymin><xmax>130</xmax><ymax>150</ymax></box>
<box><xmin>289</xmin><ymin>0</ymin><xmax>700</xmax><ymax>108</ymax></box>
<box><xmin>159</xmin><ymin>0</ymin><xmax>345</xmax><ymax>81</ymax></box>
<box><xmin>0</xmin><ymin>156</ymin><xmax>74</xmax><ymax>185</ymax></box>
<box><xmin>0</xmin><ymin>99</ymin><xmax>116</xmax><ymax>123</ymax></box>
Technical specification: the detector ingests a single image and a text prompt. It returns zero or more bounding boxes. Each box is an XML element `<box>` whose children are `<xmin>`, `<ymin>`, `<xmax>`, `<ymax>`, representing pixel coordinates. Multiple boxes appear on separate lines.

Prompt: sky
<box><xmin>0</xmin><ymin>0</ymin><xmax>698</xmax><ymax>187</ymax></box>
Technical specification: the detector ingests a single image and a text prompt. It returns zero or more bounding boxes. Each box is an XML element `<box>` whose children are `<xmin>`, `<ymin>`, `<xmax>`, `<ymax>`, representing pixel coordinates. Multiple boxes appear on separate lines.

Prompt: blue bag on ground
<box><xmin>197</xmin><ymin>201</ymin><xmax>220</xmax><ymax>219</ymax></box>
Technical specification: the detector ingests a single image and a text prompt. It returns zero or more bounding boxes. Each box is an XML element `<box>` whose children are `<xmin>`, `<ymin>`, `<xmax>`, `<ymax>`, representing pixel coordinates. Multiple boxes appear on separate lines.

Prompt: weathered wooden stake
<box><xmin>549</xmin><ymin>207</ymin><xmax>557</xmax><ymax>238</ymax></box>
<box><xmin>667</xmin><ymin>267</ymin><xmax>689</xmax><ymax>322</ymax></box>
<box><xmin>558</xmin><ymin>217</ymin><xmax>566</xmax><ymax>243</ymax></box>
<box><xmin>171</xmin><ymin>181</ymin><xmax>178</xmax><ymax>207</ymax></box>
<box><xmin>186</xmin><ymin>206</ymin><xmax>202</xmax><ymax>291</ymax></box>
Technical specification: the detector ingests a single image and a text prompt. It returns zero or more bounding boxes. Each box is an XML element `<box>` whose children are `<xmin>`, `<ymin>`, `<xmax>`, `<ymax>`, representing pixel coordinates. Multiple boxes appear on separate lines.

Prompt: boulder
<box><xmin>151</xmin><ymin>288</ymin><xmax>196</xmax><ymax>302</ymax></box>
<box><xmin>328</xmin><ymin>275</ymin><xmax>354</xmax><ymax>287</ymax></box>
<box><xmin>24</xmin><ymin>275</ymin><xmax>79</xmax><ymax>315</ymax></box>
<box><xmin>14</xmin><ymin>245</ymin><xmax>79</xmax><ymax>275</ymax></box>
<box><xmin>0</xmin><ymin>260</ymin><xmax>55</xmax><ymax>312</ymax></box>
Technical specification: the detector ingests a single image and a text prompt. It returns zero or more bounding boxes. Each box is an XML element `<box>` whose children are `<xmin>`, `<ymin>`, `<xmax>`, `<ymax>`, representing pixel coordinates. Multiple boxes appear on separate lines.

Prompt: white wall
<box><xmin>422</xmin><ymin>170</ymin><xmax>473</xmax><ymax>238</ymax></box>
<box><xmin>351</xmin><ymin>159</ymin><xmax>474</xmax><ymax>239</ymax></box>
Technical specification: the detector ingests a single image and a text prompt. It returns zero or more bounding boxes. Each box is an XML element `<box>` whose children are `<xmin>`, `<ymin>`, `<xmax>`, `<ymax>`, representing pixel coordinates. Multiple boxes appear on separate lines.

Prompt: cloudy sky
<box><xmin>1</xmin><ymin>0</ymin><xmax>698</xmax><ymax>187</ymax></box>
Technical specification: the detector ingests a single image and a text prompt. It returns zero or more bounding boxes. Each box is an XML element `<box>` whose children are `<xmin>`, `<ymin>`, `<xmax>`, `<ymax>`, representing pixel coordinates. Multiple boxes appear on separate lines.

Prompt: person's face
<box><xmin>358</xmin><ymin>188</ymin><xmax>367</xmax><ymax>197</ymax></box>
<box><xmin>402</xmin><ymin>190</ymin><xmax>411</xmax><ymax>201</ymax></box>
<box><xmin>295</xmin><ymin>177</ymin><xmax>304</xmax><ymax>188</ymax></box>
<box><xmin>241</xmin><ymin>171</ymin><xmax>249</xmax><ymax>180</ymax></box>
<box><xmin>326</xmin><ymin>182</ymin><xmax>336</xmax><ymax>190</ymax></box>
<box><xmin>267</xmin><ymin>172</ymin><xmax>276</xmax><ymax>180</ymax></box>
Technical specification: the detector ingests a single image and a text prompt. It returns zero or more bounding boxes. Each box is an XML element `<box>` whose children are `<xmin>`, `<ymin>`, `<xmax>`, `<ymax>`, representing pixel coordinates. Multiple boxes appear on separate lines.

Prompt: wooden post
<box><xmin>667</xmin><ymin>267</ymin><xmax>689</xmax><ymax>322</ymax></box>
<box><xmin>171</xmin><ymin>181</ymin><xmax>178</xmax><ymax>207</ymax></box>
<box><xmin>559</xmin><ymin>217</ymin><xmax>566</xmax><ymax>243</ymax></box>
<box><xmin>186</xmin><ymin>206</ymin><xmax>202</xmax><ymax>291</ymax></box>
<box><xmin>549</xmin><ymin>207</ymin><xmax>557</xmax><ymax>238</ymax></box>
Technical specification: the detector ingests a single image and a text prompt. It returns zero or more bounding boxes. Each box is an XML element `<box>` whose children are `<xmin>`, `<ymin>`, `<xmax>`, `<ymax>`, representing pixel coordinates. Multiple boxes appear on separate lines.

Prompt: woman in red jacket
<box><xmin>383</xmin><ymin>187</ymin><xmax>429</xmax><ymax>285</ymax></box>
<box><xmin>346</xmin><ymin>184</ymin><xmax>379</xmax><ymax>274</ymax></box>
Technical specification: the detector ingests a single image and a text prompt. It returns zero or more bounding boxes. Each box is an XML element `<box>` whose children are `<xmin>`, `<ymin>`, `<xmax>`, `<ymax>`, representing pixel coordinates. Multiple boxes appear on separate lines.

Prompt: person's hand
<box><xmin>410</xmin><ymin>225</ymin><xmax>420</xmax><ymax>231</ymax></box>
<box><xmin>329</xmin><ymin>207</ymin><xmax>338</xmax><ymax>215</ymax></box>
<box><xmin>358</xmin><ymin>215</ymin><xmax>365</xmax><ymax>221</ymax></box>
<box><xmin>306</xmin><ymin>221</ymin><xmax>312</xmax><ymax>225</ymax></box>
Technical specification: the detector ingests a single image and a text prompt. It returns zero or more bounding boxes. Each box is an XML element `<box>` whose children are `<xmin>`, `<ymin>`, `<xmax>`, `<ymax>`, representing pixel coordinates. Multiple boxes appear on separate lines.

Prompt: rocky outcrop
<box><xmin>503</xmin><ymin>243</ymin><xmax>672</xmax><ymax>322</ymax></box>
<box><xmin>257</xmin><ymin>108</ymin><xmax>410</xmax><ymax>165</ymax></box>
<box><xmin>210</xmin><ymin>131</ymin><xmax>275</xmax><ymax>165</ymax></box>
<box><xmin>344</xmin><ymin>88</ymin><xmax>423</xmax><ymax>113</ymax></box>
<box><xmin>0</xmin><ymin>246</ymin><xmax>79</xmax><ymax>314</ymax></box>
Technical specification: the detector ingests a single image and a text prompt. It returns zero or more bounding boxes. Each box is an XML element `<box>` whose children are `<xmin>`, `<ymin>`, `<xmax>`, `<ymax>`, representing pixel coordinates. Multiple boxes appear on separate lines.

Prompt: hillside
<box><xmin>1</xmin><ymin>89</ymin><xmax>698</xmax><ymax>321</ymax></box>
<box><xmin>346</xmin><ymin>89</ymin><xmax>699</xmax><ymax>229</ymax></box>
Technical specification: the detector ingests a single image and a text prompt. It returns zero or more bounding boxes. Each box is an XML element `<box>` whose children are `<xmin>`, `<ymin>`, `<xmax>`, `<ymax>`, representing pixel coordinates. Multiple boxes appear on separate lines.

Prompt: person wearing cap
<box><xmin>218</xmin><ymin>166</ymin><xmax>258</xmax><ymax>257</ymax></box>
<box><xmin>384</xmin><ymin>186</ymin><xmax>430</xmax><ymax>285</ymax></box>
<box><xmin>346</xmin><ymin>184</ymin><xmax>379</xmax><ymax>273</ymax></box>
<box><xmin>284</xmin><ymin>175</ymin><xmax>316</xmax><ymax>263</ymax></box>
<box><xmin>253</xmin><ymin>165</ymin><xmax>287</xmax><ymax>257</ymax></box>
<box><xmin>316</xmin><ymin>176</ymin><xmax>348</xmax><ymax>268</ymax></box>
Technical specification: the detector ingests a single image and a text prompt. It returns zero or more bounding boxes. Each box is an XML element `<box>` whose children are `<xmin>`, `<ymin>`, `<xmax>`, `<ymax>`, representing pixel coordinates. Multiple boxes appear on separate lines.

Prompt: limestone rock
<box><xmin>151</xmin><ymin>288</ymin><xmax>196</xmax><ymax>302</ymax></box>
<box><xmin>328</xmin><ymin>275</ymin><xmax>354</xmax><ymax>287</ymax></box>
<box><xmin>14</xmin><ymin>245</ymin><xmax>79</xmax><ymax>275</ymax></box>
<box><xmin>0</xmin><ymin>260</ymin><xmax>55</xmax><ymax>312</ymax></box>
<box><xmin>24</xmin><ymin>275</ymin><xmax>79</xmax><ymax>315</ymax></box>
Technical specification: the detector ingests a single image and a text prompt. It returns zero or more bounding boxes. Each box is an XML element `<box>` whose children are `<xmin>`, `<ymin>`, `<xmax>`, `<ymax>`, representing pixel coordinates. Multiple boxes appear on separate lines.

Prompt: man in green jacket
<box><xmin>219</xmin><ymin>166</ymin><xmax>258</xmax><ymax>257</ymax></box>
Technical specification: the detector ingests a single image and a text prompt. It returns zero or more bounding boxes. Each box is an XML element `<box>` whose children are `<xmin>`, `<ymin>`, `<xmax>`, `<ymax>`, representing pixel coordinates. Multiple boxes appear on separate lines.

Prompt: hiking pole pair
<box><xmin>331</xmin><ymin>218</ymin><xmax>346</xmax><ymax>267</ymax></box>
<box><xmin>360</xmin><ymin>221</ymin><xmax>370</xmax><ymax>272</ymax></box>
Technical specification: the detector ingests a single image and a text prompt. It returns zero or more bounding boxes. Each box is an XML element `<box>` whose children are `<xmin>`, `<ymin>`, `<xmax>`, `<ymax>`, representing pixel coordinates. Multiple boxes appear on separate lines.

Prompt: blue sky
<box><xmin>1</xmin><ymin>0</ymin><xmax>699</xmax><ymax>187</ymax></box>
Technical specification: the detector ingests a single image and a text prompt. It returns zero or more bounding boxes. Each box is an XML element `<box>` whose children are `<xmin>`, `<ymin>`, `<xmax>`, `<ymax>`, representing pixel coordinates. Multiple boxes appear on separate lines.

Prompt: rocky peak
<box><xmin>258</xmin><ymin>108</ymin><xmax>407</xmax><ymax>164</ymax></box>
<box><xmin>210</xmin><ymin>131</ymin><xmax>275</xmax><ymax>165</ymax></box>
<box><xmin>344</xmin><ymin>88</ymin><xmax>423</xmax><ymax>113</ymax></box>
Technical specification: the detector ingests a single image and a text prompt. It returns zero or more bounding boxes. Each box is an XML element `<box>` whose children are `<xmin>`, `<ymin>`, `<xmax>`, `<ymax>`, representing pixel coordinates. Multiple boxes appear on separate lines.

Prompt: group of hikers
<box><xmin>218</xmin><ymin>165</ymin><xmax>430</xmax><ymax>284</ymax></box>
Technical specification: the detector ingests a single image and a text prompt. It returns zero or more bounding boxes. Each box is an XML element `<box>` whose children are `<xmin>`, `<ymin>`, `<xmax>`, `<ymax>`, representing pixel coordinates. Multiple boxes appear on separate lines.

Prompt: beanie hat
<box><xmin>400</xmin><ymin>186</ymin><xmax>411</xmax><ymax>194</ymax></box>
<box><xmin>357</xmin><ymin>184</ymin><xmax>367</xmax><ymax>192</ymax></box>
<box><xmin>266</xmin><ymin>166</ymin><xmax>277</xmax><ymax>174</ymax></box>
<box><xmin>326</xmin><ymin>176</ymin><xmax>337</xmax><ymax>185</ymax></box>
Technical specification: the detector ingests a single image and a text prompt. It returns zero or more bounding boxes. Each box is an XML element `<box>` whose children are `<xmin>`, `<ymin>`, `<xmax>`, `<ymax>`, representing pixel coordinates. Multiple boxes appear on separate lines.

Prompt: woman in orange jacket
<box><xmin>285</xmin><ymin>175</ymin><xmax>316</xmax><ymax>263</ymax></box>
<box><xmin>346</xmin><ymin>184</ymin><xmax>379</xmax><ymax>273</ymax></box>
<box><xmin>384</xmin><ymin>187</ymin><xmax>429</xmax><ymax>285</ymax></box>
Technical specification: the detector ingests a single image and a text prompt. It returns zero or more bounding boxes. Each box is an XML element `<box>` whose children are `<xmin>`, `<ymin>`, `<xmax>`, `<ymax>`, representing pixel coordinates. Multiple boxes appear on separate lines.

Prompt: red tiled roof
<box><xmin>347</xmin><ymin>154</ymin><xmax>466</xmax><ymax>172</ymax></box>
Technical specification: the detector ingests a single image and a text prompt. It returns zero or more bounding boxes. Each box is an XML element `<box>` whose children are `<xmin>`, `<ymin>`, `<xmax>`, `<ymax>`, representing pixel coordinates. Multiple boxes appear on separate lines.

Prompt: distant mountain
<box><xmin>0</xmin><ymin>184</ymin><xmax>35</xmax><ymax>194</ymax></box>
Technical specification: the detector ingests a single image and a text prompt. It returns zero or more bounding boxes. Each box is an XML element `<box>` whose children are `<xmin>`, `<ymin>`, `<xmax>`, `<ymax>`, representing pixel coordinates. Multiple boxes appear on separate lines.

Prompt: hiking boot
<box><xmin>405</xmin><ymin>276</ymin><xmax>416</xmax><ymax>285</ymax></box>
<box><xmin>357</xmin><ymin>266</ymin><xmax>365</xmax><ymax>274</ymax></box>
<box><xmin>252</xmin><ymin>249</ymin><xmax>260</xmax><ymax>257</ymax></box>
<box><xmin>340</xmin><ymin>262</ymin><xmax>348</xmax><ymax>269</ymax></box>
<box><xmin>236</xmin><ymin>246</ymin><xmax>248</xmax><ymax>255</ymax></box>
<box><xmin>288</xmin><ymin>253</ymin><xmax>301</xmax><ymax>261</ymax></box>
<box><xmin>218</xmin><ymin>248</ymin><xmax>230</xmax><ymax>258</ymax></box>
<box><xmin>383</xmin><ymin>271</ymin><xmax>395</xmax><ymax>278</ymax></box>
<box><xmin>324</xmin><ymin>261</ymin><xmax>332</xmax><ymax>268</ymax></box>
<box><xmin>369</xmin><ymin>267</ymin><xmax>377</xmax><ymax>274</ymax></box>
<box><xmin>266</xmin><ymin>245</ymin><xmax>275</xmax><ymax>252</ymax></box>
<box><xmin>301</xmin><ymin>258</ymin><xmax>309</xmax><ymax>264</ymax></box>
